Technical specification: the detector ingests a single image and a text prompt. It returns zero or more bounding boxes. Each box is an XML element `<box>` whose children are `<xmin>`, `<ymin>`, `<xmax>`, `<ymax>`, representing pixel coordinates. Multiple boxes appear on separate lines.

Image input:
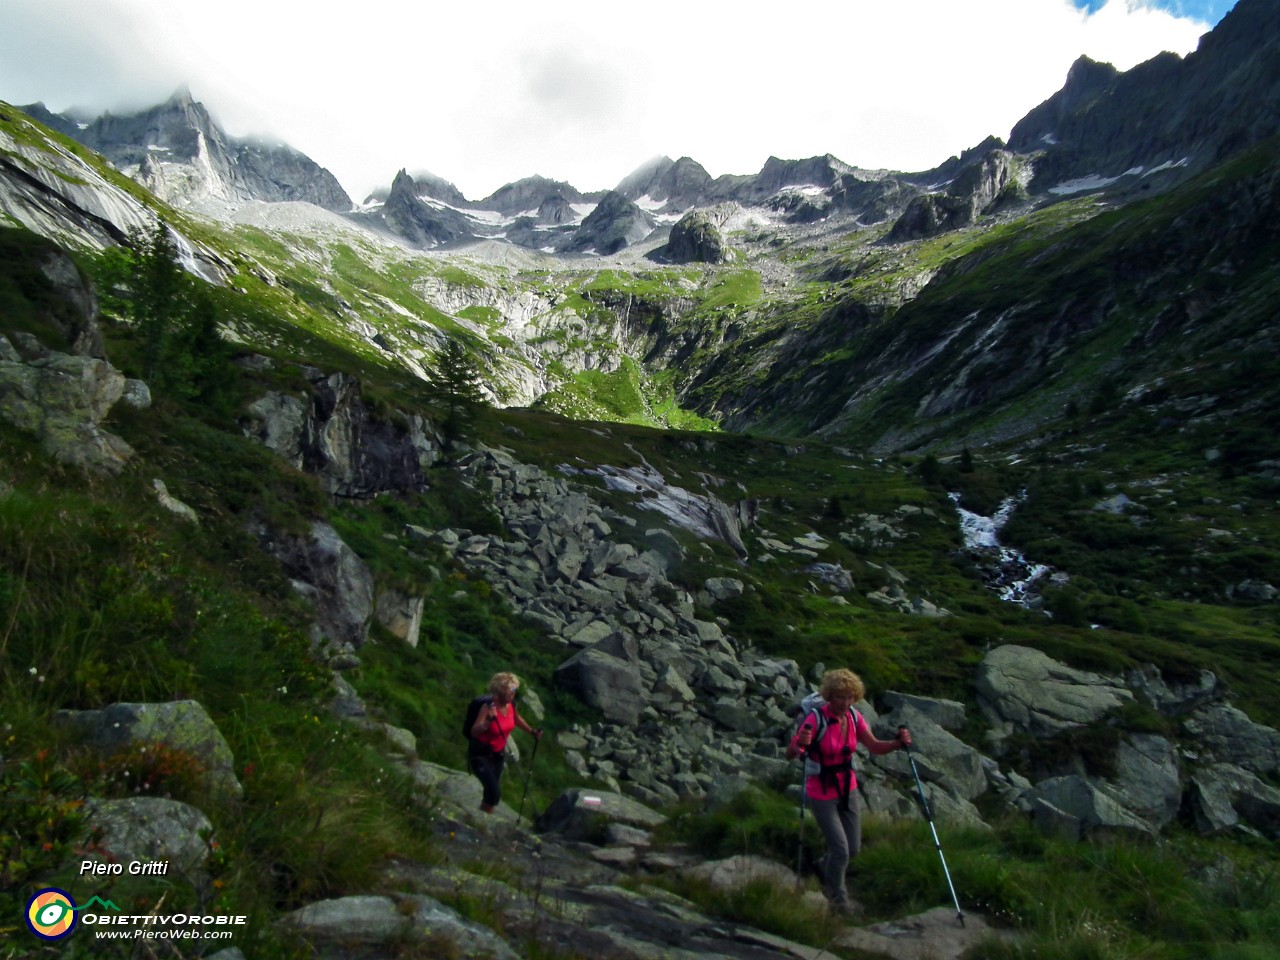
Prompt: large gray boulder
<box><xmin>881</xmin><ymin>691</ymin><xmax>967</xmax><ymax>731</ymax></box>
<box><xmin>553</xmin><ymin>643</ymin><xmax>647</xmax><ymax>726</ymax></box>
<box><xmin>874</xmin><ymin>702</ymin><xmax>988</xmax><ymax>802</ymax></box>
<box><xmin>1029</xmin><ymin>776</ymin><xmax>1153</xmax><ymax>838</ymax></box>
<box><xmin>273</xmin><ymin>521</ymin><xmax>375</xmax><ymax>649</ymax></box>
<box><xmin>1188</xmin><ymin>763</ymin><xmax>1280</xmax><ymax>838</ymax></box>
<box><xmin>277</xmin><ymin>894</ymin><xmax>518</xmax><ymax>959</ymax></box>
<box><xmin>55</xmin><ymin>700</ymin><xmax>241</xmax><ymax>801</ymax></box>
<box><xmin>374</xmin><ymin>589</ymin><xmax>424</xmax><ymax>647</ymax></box>
<box><xmin>1108</xmin><ymin>733</ymin><xmax>1183</xmax><ymax>831</ymax></box>
<box><xmin>85</xmin><ymin>797</ymin><xmax>214</xmax><ymax>884</ymax></box>
<box><xmin>975</xmin><ymin>645</ymin><xmax>1134</xmax><ymax>746</ymax></box>
<box><xmin>0</xmin><ymin>338</ymin><xmax>137</xmax><ymax>473</ymax></box>
<box><xmin>1183</xmin><ymin>703</ymin><xmax>1280</xmax><ymax>775</ymax></box>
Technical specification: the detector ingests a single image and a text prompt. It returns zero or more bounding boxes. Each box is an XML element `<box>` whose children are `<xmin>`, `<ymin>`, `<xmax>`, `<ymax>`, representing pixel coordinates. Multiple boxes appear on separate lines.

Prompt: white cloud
<box><xmin>0</xmin><ymin>0</ymin><xmax>1215</xmax><ymax>202</ymax></box>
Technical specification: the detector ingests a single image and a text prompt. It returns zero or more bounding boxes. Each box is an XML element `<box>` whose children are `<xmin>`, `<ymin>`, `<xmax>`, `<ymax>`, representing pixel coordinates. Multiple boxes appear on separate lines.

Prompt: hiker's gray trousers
<box><xmin>811</xmin><ymin>795</ymin><xmax>861</xmax><ymax>904</ymax></box>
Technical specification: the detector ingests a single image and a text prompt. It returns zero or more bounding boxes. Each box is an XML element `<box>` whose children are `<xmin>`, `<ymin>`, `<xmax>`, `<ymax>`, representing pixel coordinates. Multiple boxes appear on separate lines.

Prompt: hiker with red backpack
<box><xmin>787</xmin><ymin>667</ymin><xmax>911</xmax><ymax>916</ymax></box>
<box><xmin>466</xmin><ymin>671</ymin><xmax>543</xmax><ymax>814</ymax></box>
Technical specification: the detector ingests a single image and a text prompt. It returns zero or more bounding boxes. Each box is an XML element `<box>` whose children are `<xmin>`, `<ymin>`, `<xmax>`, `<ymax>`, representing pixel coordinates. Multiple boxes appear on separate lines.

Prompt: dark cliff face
<box><xmin>1007</xmin><ymin>0</ymin><xmax>1280</xmax><ymax>192</ymax></box>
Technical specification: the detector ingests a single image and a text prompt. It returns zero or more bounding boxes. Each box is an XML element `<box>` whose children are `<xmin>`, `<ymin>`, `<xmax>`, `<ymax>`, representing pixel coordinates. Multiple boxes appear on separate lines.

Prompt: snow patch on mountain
<box><xmin>1049</xmin><ymin>166</ymin><xmax>1143</xmax><ymax>195</ymax></box>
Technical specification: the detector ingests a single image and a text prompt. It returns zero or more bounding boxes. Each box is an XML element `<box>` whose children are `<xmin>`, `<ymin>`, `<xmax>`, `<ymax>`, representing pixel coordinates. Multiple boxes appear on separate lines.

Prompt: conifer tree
<box><xmin>114</xmin><ymin>222</ymin><xmax>236</xmax><ymax>412</ymax></box>
<box><xmin>425</xmin><ymin>338</ymin><xmax>486</xmax><ymax>441</ymax></box>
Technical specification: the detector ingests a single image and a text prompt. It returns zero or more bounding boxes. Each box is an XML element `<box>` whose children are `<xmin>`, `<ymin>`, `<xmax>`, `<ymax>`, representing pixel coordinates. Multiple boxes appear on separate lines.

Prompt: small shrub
<box><xmin>73</xmin><ymin>740</ymin><xmax>207</xmax><ymax>803</ymax></box>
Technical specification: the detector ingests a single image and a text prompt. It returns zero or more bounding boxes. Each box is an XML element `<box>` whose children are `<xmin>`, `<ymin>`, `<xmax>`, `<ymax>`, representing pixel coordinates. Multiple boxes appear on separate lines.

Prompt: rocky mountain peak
<box><xmin>1009</xmin><ymin>0</ymin><xmax>1280</xmax><ymax>193</ymax></box>
<box><xmin>375</xmin><ymin>169</ymin><xmax>469</xmax><ymax>246</ymax></box>
<box><xmin>32</xmin><ymin>91</ymin><xmax>352</xmax><ymax>212</ymax></box>
<box><xmin>406</xmin><ymin>169</ymin><xmax>469</xmax><ymax>208</ymax></box>
<box><xmin>615</xmin><ymin>155</ymin><xmax>675</xmax><ymax>197</ymax></box>
<box><xmin>617</xmin><ymin>155</ymin><xmax>713</xmax><ymax>210</ymax></box>
<box><xmin>482</xmin><ymin>175</ymin><xmax>587</xmax><ymax>216</ymax></box>
<box><xmin>563</xmin><ymin>190</ymin><xmax>655</xmax><ymax>255</ymax></box>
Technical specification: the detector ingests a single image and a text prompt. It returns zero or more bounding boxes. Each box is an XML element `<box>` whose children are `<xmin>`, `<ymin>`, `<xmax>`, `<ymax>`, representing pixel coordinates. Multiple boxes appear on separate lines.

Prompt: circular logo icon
<box><xmin>26</xmin><ymin>888</ymin><xmax>78</xmax><ymax>940</ymax></box>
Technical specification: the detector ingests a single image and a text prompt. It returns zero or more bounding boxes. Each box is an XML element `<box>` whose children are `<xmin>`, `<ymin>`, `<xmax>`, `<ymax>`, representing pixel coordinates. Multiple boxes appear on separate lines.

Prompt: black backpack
<box><xmin>462</xmin><ymin>694</ymin><xmax>494</xmax><ymax>742</ymax></box>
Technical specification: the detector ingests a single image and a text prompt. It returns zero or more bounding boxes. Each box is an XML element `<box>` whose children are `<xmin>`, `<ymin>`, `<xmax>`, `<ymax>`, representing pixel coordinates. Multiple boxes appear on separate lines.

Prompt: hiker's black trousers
<box><xmin>469</xmin><ymin>750</ymin><xmax>505</xmax><ymax>807</ymax></box>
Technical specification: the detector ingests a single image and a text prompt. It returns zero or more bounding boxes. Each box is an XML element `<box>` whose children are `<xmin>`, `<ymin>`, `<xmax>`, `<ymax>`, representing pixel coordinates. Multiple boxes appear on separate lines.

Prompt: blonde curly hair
<box><xmin>819</xmin><ymin>668</ymin><xmax>865</xmax><ymax>703</ymax></box>
<box><xmin>488</xmin><ymin>672</ymin><xmax>521</xmax><ymax>698</ymax></box>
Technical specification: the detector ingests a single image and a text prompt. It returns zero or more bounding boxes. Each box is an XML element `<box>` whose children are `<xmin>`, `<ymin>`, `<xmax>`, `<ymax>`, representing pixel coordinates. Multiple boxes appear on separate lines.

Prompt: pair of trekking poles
<box><xmin>796</xmin><ymin>726</ymin><xmax>964</xmax><ymax>927</ymax></box>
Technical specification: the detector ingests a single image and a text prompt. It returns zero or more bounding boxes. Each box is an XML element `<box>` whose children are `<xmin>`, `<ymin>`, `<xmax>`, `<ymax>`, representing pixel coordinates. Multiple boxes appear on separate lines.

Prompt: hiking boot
<box><xmin>828</xmin><ymin>898</ymin><xmax>864</xmax><ymax>919</ymax></box>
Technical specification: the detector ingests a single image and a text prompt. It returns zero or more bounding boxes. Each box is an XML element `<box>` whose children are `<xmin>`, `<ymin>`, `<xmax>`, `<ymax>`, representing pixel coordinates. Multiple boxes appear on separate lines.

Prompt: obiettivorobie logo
<box><xmin>26</xmin><ymin>889</ymin><xmax>120</xmax><ymax>940</ymax></box>
<box><xmin>25</xmin><ymin>884</ymin><xmax>246</xmax><ymax>943</ymax></box>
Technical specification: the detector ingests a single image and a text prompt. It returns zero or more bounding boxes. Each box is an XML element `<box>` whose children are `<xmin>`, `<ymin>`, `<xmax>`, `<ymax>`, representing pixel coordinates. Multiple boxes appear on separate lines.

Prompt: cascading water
<box><xmin>949</xmin><ymin>491</ymin><xmax>1052</xmax><ymax>607</ymax></box>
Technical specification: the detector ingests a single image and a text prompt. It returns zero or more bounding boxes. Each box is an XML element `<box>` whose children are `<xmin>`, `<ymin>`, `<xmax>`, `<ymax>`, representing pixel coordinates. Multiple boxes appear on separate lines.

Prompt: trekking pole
<box><xmin>796</xmin><ymin>764</ymin><xmax>808</xmax><ymax>883</ymax></box>
<box><xmin>517</xmin><ymin>732</ymin><xmax>540</xmax><ymax>825</ymax></box>
<box><xmin>899</xmin><ymin>726</ymin><xmax>964</xmax><ymax>928</ymax></box>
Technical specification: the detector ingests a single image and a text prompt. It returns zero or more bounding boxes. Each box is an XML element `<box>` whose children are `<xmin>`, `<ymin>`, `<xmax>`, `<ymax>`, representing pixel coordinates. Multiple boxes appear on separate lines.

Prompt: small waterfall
<box><xmin>949</xmin><ymin>492</ymin><xmax>1052</xmax><ymax>607</ymax></box>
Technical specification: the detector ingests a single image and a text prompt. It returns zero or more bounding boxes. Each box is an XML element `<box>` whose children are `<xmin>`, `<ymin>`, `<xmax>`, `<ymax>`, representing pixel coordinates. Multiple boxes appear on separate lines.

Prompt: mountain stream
<box><xmin>949</xmin><ymin>492</ymin><xmax>1053</xmax><ymax>607</ymax></box>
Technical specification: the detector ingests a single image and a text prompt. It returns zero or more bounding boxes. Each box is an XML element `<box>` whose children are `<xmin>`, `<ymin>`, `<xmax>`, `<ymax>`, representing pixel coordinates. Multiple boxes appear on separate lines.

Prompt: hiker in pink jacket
<box><xmin>786</xmin><ymin>668</ymin><xmax>911</xmax><ymax>915</ymax></box>
<box><xmin>469</xmin><ymin>671</ymin><xmax>542</xmax><ymax>813</ymax></box>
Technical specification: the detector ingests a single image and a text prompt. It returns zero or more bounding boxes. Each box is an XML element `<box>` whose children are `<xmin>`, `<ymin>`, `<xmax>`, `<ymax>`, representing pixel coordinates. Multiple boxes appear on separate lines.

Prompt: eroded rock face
<box><xmin>243</xmin><ymin>370</ymin><xmax>441</xmax><ymax>499</ymax></box>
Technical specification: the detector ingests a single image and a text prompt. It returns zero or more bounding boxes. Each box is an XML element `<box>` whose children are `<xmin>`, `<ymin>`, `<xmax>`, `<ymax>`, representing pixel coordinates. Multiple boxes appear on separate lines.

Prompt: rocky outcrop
<box><xmin>886</xmin><ymin>149</ymin><xmax>1017</xmax><ymax>241</ymax></box>
<box><xmin>662</xmin><ymin>204</ymin><xmax>738</xmax><ymax>264</ymax></box>
<box><xmin>11</xmin><ymin>238</ymin><xmax>105</xmax><ymax>356</ymax></box>
<box><xmin>975</xmin><ymin>645</ymin><xmax>1280</xmax><ymax>840</ymax></box>
<box><xmin>270</xmin><ymin>520</ymin><xmax>376</xmax><ymax>652</ymax></box>
<box><xmin>243</xmin><ymin>367</ymin><xmax>442</xmax><ymax>499</ymax></box>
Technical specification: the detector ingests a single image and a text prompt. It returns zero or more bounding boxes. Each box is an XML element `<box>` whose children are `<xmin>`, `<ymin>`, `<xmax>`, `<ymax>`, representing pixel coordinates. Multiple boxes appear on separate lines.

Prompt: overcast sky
<box><xmin>1</xmin><ymin>0</ymin><xmax>1236</xmax><ymax>203</ymax></box>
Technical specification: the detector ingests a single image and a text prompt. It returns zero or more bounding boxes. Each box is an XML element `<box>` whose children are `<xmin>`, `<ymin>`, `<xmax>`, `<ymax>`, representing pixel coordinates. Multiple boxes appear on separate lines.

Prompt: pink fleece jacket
<box><xmin>791</xmin><ymin>704</ymin><xmax>871</xmax><ymax>801</ymax></box>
